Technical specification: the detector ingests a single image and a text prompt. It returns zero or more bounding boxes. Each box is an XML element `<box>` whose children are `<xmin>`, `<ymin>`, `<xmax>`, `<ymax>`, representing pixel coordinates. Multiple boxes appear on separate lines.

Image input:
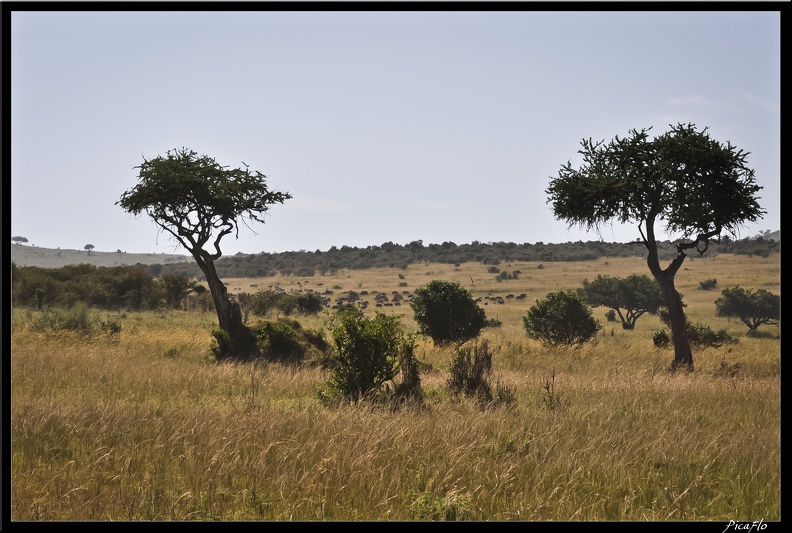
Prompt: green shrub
<box><xmin>687</xmin><ymin>322</ymin><xmax>738</xmax><ymax>349</ymax></box>
<box><xmin>699</xmin><ymin>278</ymin><xmax>718</xmax><ymax>290</ymax></box>
<box><xmin>295</xmin><ymin>292</ymin><xmax>323</xmax><ymax>314</ymax></box>
<box><xmin>522</xmin><ymin>291</ymin><xmax>601</xmax><ymax>347</ymax></box>
<box><xmin>258</xmin><ymin>321</ymin><xmax>303</xmax><ymax>362</ymax></box>
<box><xmin>484</xmin><ymin>317</ymin><xmax>502</xmax><ymax>328</ymax></box>
<box><xmin>411</xmin><ymin>280</ymin><xmax>486</xmax><ymax>346</ymax></box>
<box><xmin>325</xmin><ymin>311</ymin><xmax>409</xmax><ymax>402</ymax></box>
<box><xmin>409</xmin><ymin>490</ymin><xmax>472</xmax><ymax>521</ymax></box>
<box><xmin>210</xmin><ymin>328</ymin><xmax>232</xmax><ymax>360</ymax></box>
<box><xmin>653</xmin><ymin>329</ymin><xmax>670</xmax><ymax>348</ymax></box>
<box><xmin>100</xmin><ymin>315</ymin><xmax>123</xmax><ymax>334</ymax></box>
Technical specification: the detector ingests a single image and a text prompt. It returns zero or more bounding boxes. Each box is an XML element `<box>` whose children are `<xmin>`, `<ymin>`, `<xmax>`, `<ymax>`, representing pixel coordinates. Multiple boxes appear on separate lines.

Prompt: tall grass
<box><xmin>11</xmin><ymin>255</ymin><xmax>780</xmax><ymax>521</ymax></box>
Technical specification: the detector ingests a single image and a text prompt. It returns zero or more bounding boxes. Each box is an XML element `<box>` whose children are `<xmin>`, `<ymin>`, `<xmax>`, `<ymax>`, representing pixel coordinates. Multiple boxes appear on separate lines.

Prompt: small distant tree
<box><xmin>523</xmin><ymin>291</ymin><xmax>601</xmax><ymax>348</ymax></box>
<box><xmin>579</xmin><ymin>274</ymin><xmax>664</xmax><ymax>330</ymax></box>
<box><xmin>12</xmin><ymin>236</ymin><xmax>28</xmax><ymax>245</ymax></box>
<box><xmin>410</xmin><ymin>280</ymin><xmax>486</xmax><ymax>346</ymax></box>
<box><xmin>84</xmin><ymin>244</ymin><xmax>95</xmax><ymax>255</ymax></box>
<box><xmin>715</xmin><ymin>286</ymin><xmax>780</xmax><ymax>334</ymax></box>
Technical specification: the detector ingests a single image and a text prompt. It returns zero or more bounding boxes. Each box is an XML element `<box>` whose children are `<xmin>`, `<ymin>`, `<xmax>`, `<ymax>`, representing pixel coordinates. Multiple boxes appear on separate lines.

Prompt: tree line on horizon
<box><xmin>147</xmin><ymin>233</ymin><xmax>778</xmax><ymax>281</ymax></box>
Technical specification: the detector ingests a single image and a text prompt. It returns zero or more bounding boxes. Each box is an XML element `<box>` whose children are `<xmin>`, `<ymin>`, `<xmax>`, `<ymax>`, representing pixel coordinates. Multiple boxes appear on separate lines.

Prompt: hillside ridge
<box><xmin>9</xmin><ymin>230</ymin><xmax>779</xmax><ymax>271</ymax></box>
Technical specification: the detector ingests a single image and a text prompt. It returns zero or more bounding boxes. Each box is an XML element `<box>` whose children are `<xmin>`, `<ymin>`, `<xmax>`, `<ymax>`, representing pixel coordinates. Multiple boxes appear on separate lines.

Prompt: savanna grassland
<box><xmin>10</xmin><ymin>253</ymin><xmax>780</xmax><ymax>521</ymax></box>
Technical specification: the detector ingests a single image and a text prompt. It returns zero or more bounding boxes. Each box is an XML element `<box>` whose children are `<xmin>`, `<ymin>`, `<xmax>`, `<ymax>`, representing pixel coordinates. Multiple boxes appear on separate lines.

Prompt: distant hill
<box><xmin>9</xmin><ymin>245</ymin><xmax>191</xmax><ymax>269</ymax></box>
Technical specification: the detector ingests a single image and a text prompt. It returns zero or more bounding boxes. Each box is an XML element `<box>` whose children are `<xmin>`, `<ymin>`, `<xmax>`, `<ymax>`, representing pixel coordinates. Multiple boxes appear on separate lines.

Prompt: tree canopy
<box><xmin>117</xmin><ymin>148</ymin><xmax>291</xmax><ymax>260</ymax></box>
<box><xmin>547</xmin><ymin>123</ymin><xmax>764</xmax><ymax>248</ymax></box>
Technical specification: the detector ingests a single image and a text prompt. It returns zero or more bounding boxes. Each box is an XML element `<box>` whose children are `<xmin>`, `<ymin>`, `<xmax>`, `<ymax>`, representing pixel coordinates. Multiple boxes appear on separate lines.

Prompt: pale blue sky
<box><xmin>9</xmin><ymin>7</ymin><xmax>781</xmax><ymax>255</ymax></box>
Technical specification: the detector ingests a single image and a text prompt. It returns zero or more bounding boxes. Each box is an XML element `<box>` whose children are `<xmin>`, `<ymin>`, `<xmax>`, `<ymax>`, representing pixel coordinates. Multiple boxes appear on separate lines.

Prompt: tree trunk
<box><xmin>644</xmin><ymin>216</ymin><xmax>693</xmax><ymax>371</ymax></box>
<box><xmin>656</xmin><ymin>275</ymin><xmax>694</xmax><ymax>371</ymax></box>
<box><xmin>195</xmin><ymin>254</ymin><xmax>256</xmax><ymax>359</ymax></box>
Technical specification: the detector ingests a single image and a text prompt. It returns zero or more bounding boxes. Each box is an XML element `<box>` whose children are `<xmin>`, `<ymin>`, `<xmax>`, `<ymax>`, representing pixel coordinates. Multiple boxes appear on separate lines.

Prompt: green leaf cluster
<box><xmin>117</xmin><ymin>148</ymin><xmax>291</xmax><ymax>258</ymax></box>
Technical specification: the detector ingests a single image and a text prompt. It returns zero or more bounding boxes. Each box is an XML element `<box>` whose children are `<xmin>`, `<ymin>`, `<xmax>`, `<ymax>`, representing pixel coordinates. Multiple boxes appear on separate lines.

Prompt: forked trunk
<box><xmin>645</xmin><ymin>221</ymin><xmax>694</xmax><ymax>372</ymax></box>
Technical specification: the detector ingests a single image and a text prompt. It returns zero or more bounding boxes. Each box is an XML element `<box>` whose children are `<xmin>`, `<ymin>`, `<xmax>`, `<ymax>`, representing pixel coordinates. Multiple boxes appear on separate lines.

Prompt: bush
<box><xmin>258</xmin><ymin>321</ymin><xmax>303</xmax><ymax>362</ymax></box>
<box><xmin>448</xmin><ymin>339</ymin><xmax>493</xmax><ymax>403</ymax></box>
<box><xmin>522</xmin><ymin>291</ymin><xmax>601</xmax><ymax>347</ymax></box>
<box><xmin>699</xmin><ymin>278</ymin><xmax>718</xmax><ymax>290</ymax></box>
<box><xmin>656</xmin><ymin>307</ymin><xmax>739</xmax><ymax>350</ymax></box>
<box><xmin>325</xmin><ymin>311</ymin><xmax>410</xmax><ymax>402</ymax></box>
<box><xmin>394</xmin><ymin>335</ymin><xmax>422</xmax><ymax>400</ymax></box>
<box><xmin>296</xmin><ymin>292</ymin><xmax>323</xmax><ymax>314</ymax></box>
<box><xmin>210</xmin><ymin>328</ymin><xmax>232</xmax><ymax>360</ymax></box>
<box><xmin>411</xmin><ymin>280</ymin><xmax>486</xmax><ymax>346</ymax></box>
<box><xmin>653</xmin><ymin>329</ymin><xmax>670</xmax><ymax>348</ymax></box>
<box><xmin>243</xmin><ymin>290</ymin><xmax>297</xmax><ymax>317</ymax></box>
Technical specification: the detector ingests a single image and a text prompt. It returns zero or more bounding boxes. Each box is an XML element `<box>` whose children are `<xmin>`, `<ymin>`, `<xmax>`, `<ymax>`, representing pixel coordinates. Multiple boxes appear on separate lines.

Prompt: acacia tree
<box><xmin>547</xmin><ymin>123</ymin><xmax>764</xmax><ymax>371</ymax></box>
<box><xmin>715</xmin><ymin>286</ymin><xmax>780</xmax><ymax>334</ymax></box>
<box><xmin>12</xmin><ymin>236</ymin><xmax>28</xmax><ymax>245</ymax></box>
<box><xmin>579</xmin><ymin>274</ymin><xmax>665</xmax><ymax>330</ymax></box>
<box><xmin>84</xmin><ymin>244</ymin><xmax>95</xmax><ymax>255</ymax></box>
<box><xmin>117</xmin><ymin>148</ymin><xmax>291</xmax><ymax>358</ymax></box>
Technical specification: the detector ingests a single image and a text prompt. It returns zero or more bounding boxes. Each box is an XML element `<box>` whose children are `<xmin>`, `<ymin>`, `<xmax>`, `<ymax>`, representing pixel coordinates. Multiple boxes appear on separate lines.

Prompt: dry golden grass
<box><xmin>10</xmin><ymin>254</ymin><xmax>780</xmax><ymax>521</ymax></box>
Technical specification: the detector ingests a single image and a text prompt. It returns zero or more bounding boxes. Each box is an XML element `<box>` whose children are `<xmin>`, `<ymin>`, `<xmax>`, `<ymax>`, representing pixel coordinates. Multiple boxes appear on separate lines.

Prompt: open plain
<box><xmin>10</xmin><ymin>250</ymin><xmax>781</xmax><ymax>521</ymax></box>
